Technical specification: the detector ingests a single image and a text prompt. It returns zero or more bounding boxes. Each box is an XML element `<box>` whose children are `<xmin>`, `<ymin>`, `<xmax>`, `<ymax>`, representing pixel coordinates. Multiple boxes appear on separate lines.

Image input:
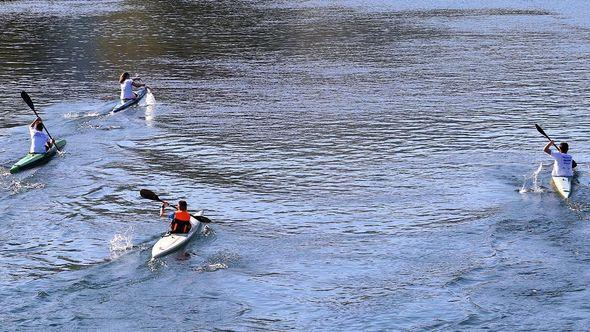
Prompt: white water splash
<box><xmin>143</xmin><ymin>89</ymin><xmax>157</xmax><ymax>125</ymax></box>
<box><xmin>108</xmin><ymin>230</ymin><xmax>134</xmax><ymax>259</ymax></box>
<box><xmin>139</xmin><ymin>88</ymin><xmax>156</xmax><ymax>107</ymax></box>
<box><xmin>520</xmin><ymin>162</ymin><xmax>545</xmax><ymax>194</ymax></box>
<box><xmin>145</xmin><ymin>89</ymin><xmax>156</xmax><ymax>106</ymax></box>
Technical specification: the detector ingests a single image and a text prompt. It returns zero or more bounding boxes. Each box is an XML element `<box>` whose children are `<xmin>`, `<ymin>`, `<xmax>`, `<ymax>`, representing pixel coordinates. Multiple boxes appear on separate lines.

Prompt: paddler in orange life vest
<box><xmin>159</xmin><ymin>200</ymin><xmax>192</xmax><ymax>234</ymax></box>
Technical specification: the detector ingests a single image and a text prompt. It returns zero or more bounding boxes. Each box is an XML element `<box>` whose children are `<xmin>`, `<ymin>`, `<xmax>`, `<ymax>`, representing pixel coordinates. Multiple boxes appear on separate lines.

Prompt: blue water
<box><xmin>1</xmin><ymin>0</ymin><xmax>590</xmax><ymax>330</ymax></box>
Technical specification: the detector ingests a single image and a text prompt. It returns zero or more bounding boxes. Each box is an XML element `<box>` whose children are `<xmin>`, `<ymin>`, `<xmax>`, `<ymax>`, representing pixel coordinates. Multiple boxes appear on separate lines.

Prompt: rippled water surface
<box><xmin>2</xmin><ymin>0</ymin><xmax>590</xmax><ymax>330</ymax></box>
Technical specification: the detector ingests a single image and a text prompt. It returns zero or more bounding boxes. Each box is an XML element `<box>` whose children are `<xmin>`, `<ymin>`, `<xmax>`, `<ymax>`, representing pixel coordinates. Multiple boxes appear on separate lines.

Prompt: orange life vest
<box><xmin>173</xmin><ymin>210</ymin><xmax>191</xmax><ymax>222</ymax></box>
<box><xmin>171</xmin><ymin>210</ymin><xmax>191</xmax><ymax>234</ymax></box>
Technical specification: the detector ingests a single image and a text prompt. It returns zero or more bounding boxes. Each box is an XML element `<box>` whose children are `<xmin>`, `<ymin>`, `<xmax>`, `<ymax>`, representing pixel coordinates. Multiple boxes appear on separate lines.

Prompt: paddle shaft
<box><xmin>535</xmin><ymin>124</ymin><xmax>560</xmax><ymax>151</ymax></box>
<box><xmin>139</xmin><ymin>189</ymin><xmax>211</xmax><ymax>223</ymax></box>
<box><xmin>535</xmin><ymin>124</ymin><xmax>577</xmax><ymax>168</ymax></box>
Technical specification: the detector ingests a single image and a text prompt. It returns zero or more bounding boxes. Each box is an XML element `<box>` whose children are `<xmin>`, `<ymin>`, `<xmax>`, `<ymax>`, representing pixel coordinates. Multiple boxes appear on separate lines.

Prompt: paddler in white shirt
<box><xmin>119</xmin><ymin>72</ymin><xmax>145</xmax><ymax>101</ymax></box>
<box><xmin>543</xmin><ymin>140</ymin><xmax>576</xmax><ymax>176</ymax></box>
<box><xmin>29</xmin><ymin>117</ymin><xmax>54</xmax><ymax>154</ymax></box>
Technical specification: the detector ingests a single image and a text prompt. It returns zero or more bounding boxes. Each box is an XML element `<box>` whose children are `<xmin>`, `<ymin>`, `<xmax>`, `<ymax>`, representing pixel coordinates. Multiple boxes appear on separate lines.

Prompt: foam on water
<box><xmin>2</xmin><ymin>1</ymin><xmax>590</xmax><ymax>330</ymax></box>
<box><xmin>195</xmin><ymin>250</ymin><xmax>240</xmax><ymax>273</ymax></box>
<box><xmin>64</xmin><ymin>111</ymin><xmax>101</xmax><ymax>119</ymax></box>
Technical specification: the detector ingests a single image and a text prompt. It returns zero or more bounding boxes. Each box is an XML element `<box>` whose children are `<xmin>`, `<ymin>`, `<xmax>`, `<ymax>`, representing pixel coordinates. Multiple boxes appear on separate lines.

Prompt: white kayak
<box><xmin>552</xmin><ymin>176</ymin><xmax>572</xmax><ymax>199</ymax></box>
<box><xmin>151</xmin><ymin>210</ymin><xmax>204</xmax><ymax>259</ymax></box>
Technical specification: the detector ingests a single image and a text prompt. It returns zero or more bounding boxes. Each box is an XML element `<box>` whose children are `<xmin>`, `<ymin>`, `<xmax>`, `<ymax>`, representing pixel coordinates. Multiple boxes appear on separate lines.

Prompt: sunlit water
<box><xmin>1</xmin><ymin>0</ymin><xmax>590</xmax><ymax>330</ymax></box>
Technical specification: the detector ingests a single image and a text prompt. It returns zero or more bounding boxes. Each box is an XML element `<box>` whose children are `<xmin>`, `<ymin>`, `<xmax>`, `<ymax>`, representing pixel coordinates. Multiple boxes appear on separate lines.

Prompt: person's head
<box><xmin>35</xmin><ymin>122</ymin><xmax>44</xmax><ymax>131</ymax></box>
<box><xmin>178</xmin><ymin>200</ymin><xmax>188</xmax><ymax>211</ymax></box>
<box><xmin>559</xmin><ymin>142</ymin><xmax>569</xmax><ymax>153</ymax></box>
<box><xmin>119</xmin><ymin>72</ymin><xmax>130</xmax><ymax>84</ymax></box>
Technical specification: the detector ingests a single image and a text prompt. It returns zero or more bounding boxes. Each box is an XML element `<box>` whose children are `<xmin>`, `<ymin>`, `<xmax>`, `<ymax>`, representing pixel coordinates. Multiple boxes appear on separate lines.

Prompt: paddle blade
<box><xmin>21</xmin><ymin>91</ymin><xmax>35</xmax><ymax>111</ymax></box>
<box><xmin>535</xmin><ymin>124</ymin><xmax>551</xmax><ymax>141</ymax></box>
<box><xmin>140</xmin><ymin>189</ymin><xmax>161</xmax><ymax>201</ymax></box>
<box><xmin>194</xmin><ymin>215</ymin><xmax>212</xmax><ymax>223</ymax></box>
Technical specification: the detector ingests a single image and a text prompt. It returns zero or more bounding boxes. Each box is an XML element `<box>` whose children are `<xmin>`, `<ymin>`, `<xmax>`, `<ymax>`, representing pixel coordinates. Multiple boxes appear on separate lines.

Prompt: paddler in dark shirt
<box><xmin>159</xmin><ymin>200</ymin><xmax>192</xmax><ymax>234</ymax></box>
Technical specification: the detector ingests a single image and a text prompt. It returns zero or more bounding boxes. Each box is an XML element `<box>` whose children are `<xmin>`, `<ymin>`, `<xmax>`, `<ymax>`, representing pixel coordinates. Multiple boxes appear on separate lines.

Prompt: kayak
<box><xmin>151</xmin><ymin>210</ymin><xmax>205</xmax><ymax>259</ymax></box>
<box><xmin>111</xmin><ymin>87</ymin><xmax>148</xmax><ymax>113</ymax></box>
<box><xmin>10</xmin><ymin>139</ymin><xmax>66</xmax><ymax>174</ymax></box>
<box><xmin>552</xmin><ymin>176</ymin><xmax>572</xmax><ymax>199</ymax></box>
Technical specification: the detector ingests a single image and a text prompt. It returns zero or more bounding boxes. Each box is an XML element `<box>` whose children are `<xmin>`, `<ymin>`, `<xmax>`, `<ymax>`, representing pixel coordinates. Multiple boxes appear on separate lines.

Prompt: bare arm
<box><xmin>132</xmin><ymin>80</ymin><xmax>145</xmax><ymax>88</ymax></box>
<box><xmin>30</xmin><ymin>117</ymin><xmax>42</xmax><ymax>128</ymax></box>
<box><xmin>159</xmin><ymin>201</ymin><xmax>169</xmax><ymax>217</ymax></box>
<box><xmin>544</xmin><ymin>140</ymin><xmax>555</xmax><ymax>155</ymax></box>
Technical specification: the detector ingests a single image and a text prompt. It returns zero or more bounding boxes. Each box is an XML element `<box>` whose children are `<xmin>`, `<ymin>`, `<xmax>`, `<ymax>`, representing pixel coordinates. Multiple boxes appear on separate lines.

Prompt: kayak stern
<box><xmin>552</xmin><ymin>176</ymin><xmax>572</xmax><ymax>199</ymax></box>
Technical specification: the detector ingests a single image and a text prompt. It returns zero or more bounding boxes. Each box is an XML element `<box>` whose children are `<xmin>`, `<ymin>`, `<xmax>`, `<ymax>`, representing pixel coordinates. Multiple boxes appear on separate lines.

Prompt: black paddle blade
<box><xmin>21</xmin><ymin>91</ymin><xmax>35</xmax><ymax>111</ymax></box>
<box><xmin>194</xmin><ymin>215</ymin><xmax>212</xmax><ymax>223</ymax></box>
<box><xmin>535</xmin><ymin>124</ymin><xmax>551</xmax><ymax>140</ymax></box>
<box><xmin>140</xmin><ymin>189</ymin><xmax>161</xmax><ymax>201</ymax></box>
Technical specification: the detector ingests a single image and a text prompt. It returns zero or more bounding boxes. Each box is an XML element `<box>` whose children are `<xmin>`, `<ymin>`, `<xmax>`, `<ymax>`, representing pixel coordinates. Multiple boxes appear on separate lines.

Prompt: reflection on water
<box><xmin>1</xmin><ymin>0</ymin><xmax>590</xmax><ymax>330</ymax></box>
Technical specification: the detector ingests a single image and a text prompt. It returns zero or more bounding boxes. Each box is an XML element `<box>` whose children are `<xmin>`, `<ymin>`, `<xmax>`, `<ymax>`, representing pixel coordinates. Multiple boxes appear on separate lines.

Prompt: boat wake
<box><xmin>7</xmin><ymin>176</ymin><xmax>45</xmax><ymax>194</ymax></box>
<box><xmin>519</xmin><ymin>162</ymin><xmax>546</xmax><ymax>194</ymax></box>
<box><xmin>64</xmin><ymin>111</ymin><xmax>101</xmax><ymax>119</ymax></box>
<box><xmin>194</xmin><ymin>262</ymin><xmax>228</xmax><ymax>272</ymax></box>
<box><xmin>193</xmin><ymin>250</ymin><xmax>240</xmax><ymax>273</ymax></box>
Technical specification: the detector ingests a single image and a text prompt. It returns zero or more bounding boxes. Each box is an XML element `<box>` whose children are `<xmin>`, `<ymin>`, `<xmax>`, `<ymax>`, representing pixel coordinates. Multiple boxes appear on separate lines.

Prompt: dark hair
<box><xmin>35</xmin><ymin>122</ymin><xmax>44</xmax><ymax>131</ymax></box>
<box><xmin>119</xmin><ymin>72</ymin><xmax>130</xmax><ymax>84</ymax></box>
<box><xmin>559</xmin><ymin>142</ymin><xmax>569</xmax><ymax>153</ymax></box>
<box><xmin>178</xmin><ymin>200</ymin><xmax>188</xmax><ymax>210</ymax></box>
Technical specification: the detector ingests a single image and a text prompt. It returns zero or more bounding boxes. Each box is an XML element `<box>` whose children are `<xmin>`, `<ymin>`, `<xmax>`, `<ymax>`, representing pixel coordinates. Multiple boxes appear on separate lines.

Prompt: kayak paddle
<box><xmin>535</xmin><ymin>124</ymin><xmax>577</xmax><ymax>168</ymax></box>
<box><xmin>21</xmin><ymin>91</ymin><xmax>61</xmax><ymax>152</ymax></box>
<box><xmin>140</xmin><ymin>189</ymin><xmax>212</xmax><ymax>223</ymax></box>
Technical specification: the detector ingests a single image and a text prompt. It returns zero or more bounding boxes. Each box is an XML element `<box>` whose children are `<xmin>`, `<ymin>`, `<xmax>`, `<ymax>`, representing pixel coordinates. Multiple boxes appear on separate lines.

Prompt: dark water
<box><xmin>2</xmin><ymin>0</ymin><xmax>590</xmax><ymax>330</ymax></box>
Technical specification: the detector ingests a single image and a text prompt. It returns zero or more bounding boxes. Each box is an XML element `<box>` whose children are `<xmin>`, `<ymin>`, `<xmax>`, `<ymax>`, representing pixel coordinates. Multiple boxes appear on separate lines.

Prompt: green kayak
<box><xmin>10</xmin><ymin>139</ymin><xmax>67</xmax><ymax>174</ymax></box>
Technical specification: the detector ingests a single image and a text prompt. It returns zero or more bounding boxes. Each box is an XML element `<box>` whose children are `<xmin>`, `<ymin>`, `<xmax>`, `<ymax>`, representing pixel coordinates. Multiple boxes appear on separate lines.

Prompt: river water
<box><xmin>1</xmin><ymin>0</ymin><xmax>590</xmax><ymax>330</ymax></box>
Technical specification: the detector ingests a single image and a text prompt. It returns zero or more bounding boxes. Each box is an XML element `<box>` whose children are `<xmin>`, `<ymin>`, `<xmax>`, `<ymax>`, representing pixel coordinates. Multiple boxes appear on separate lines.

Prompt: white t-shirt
<box><xmin>120</xmin><ymin>79</ymin><xmax>134</xmax><ymax>100</ymax></box>
<box><xmin>550</xmin><ymin>150</ymin><xmax>573</xmax><ymax>177</ymax></box>
<box><xmin>29</xmin><ymin>126</ymin><xmax>50</xmax><ymax>154</ymax></box>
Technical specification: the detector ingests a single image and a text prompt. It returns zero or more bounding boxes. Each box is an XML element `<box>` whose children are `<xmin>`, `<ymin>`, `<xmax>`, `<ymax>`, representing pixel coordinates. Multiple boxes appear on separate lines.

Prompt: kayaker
<box><xmin>159</xmin><ymin>200</ymin><xmax>192</xmax><ymax>234</ymax></box>
<box><xmin>544</xmin><ymin>140</ymin><xmax>576</xmax><ymax>176</ymax></box>
<box><xmin>29</xmin><ymin>117</ymin><xmax>54</xmax><ymax>154</ymax></box>
<box><xmin>119</xmin><ymin>72</ymin><xmax>145</xmax><ymax>100</ymax></box>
